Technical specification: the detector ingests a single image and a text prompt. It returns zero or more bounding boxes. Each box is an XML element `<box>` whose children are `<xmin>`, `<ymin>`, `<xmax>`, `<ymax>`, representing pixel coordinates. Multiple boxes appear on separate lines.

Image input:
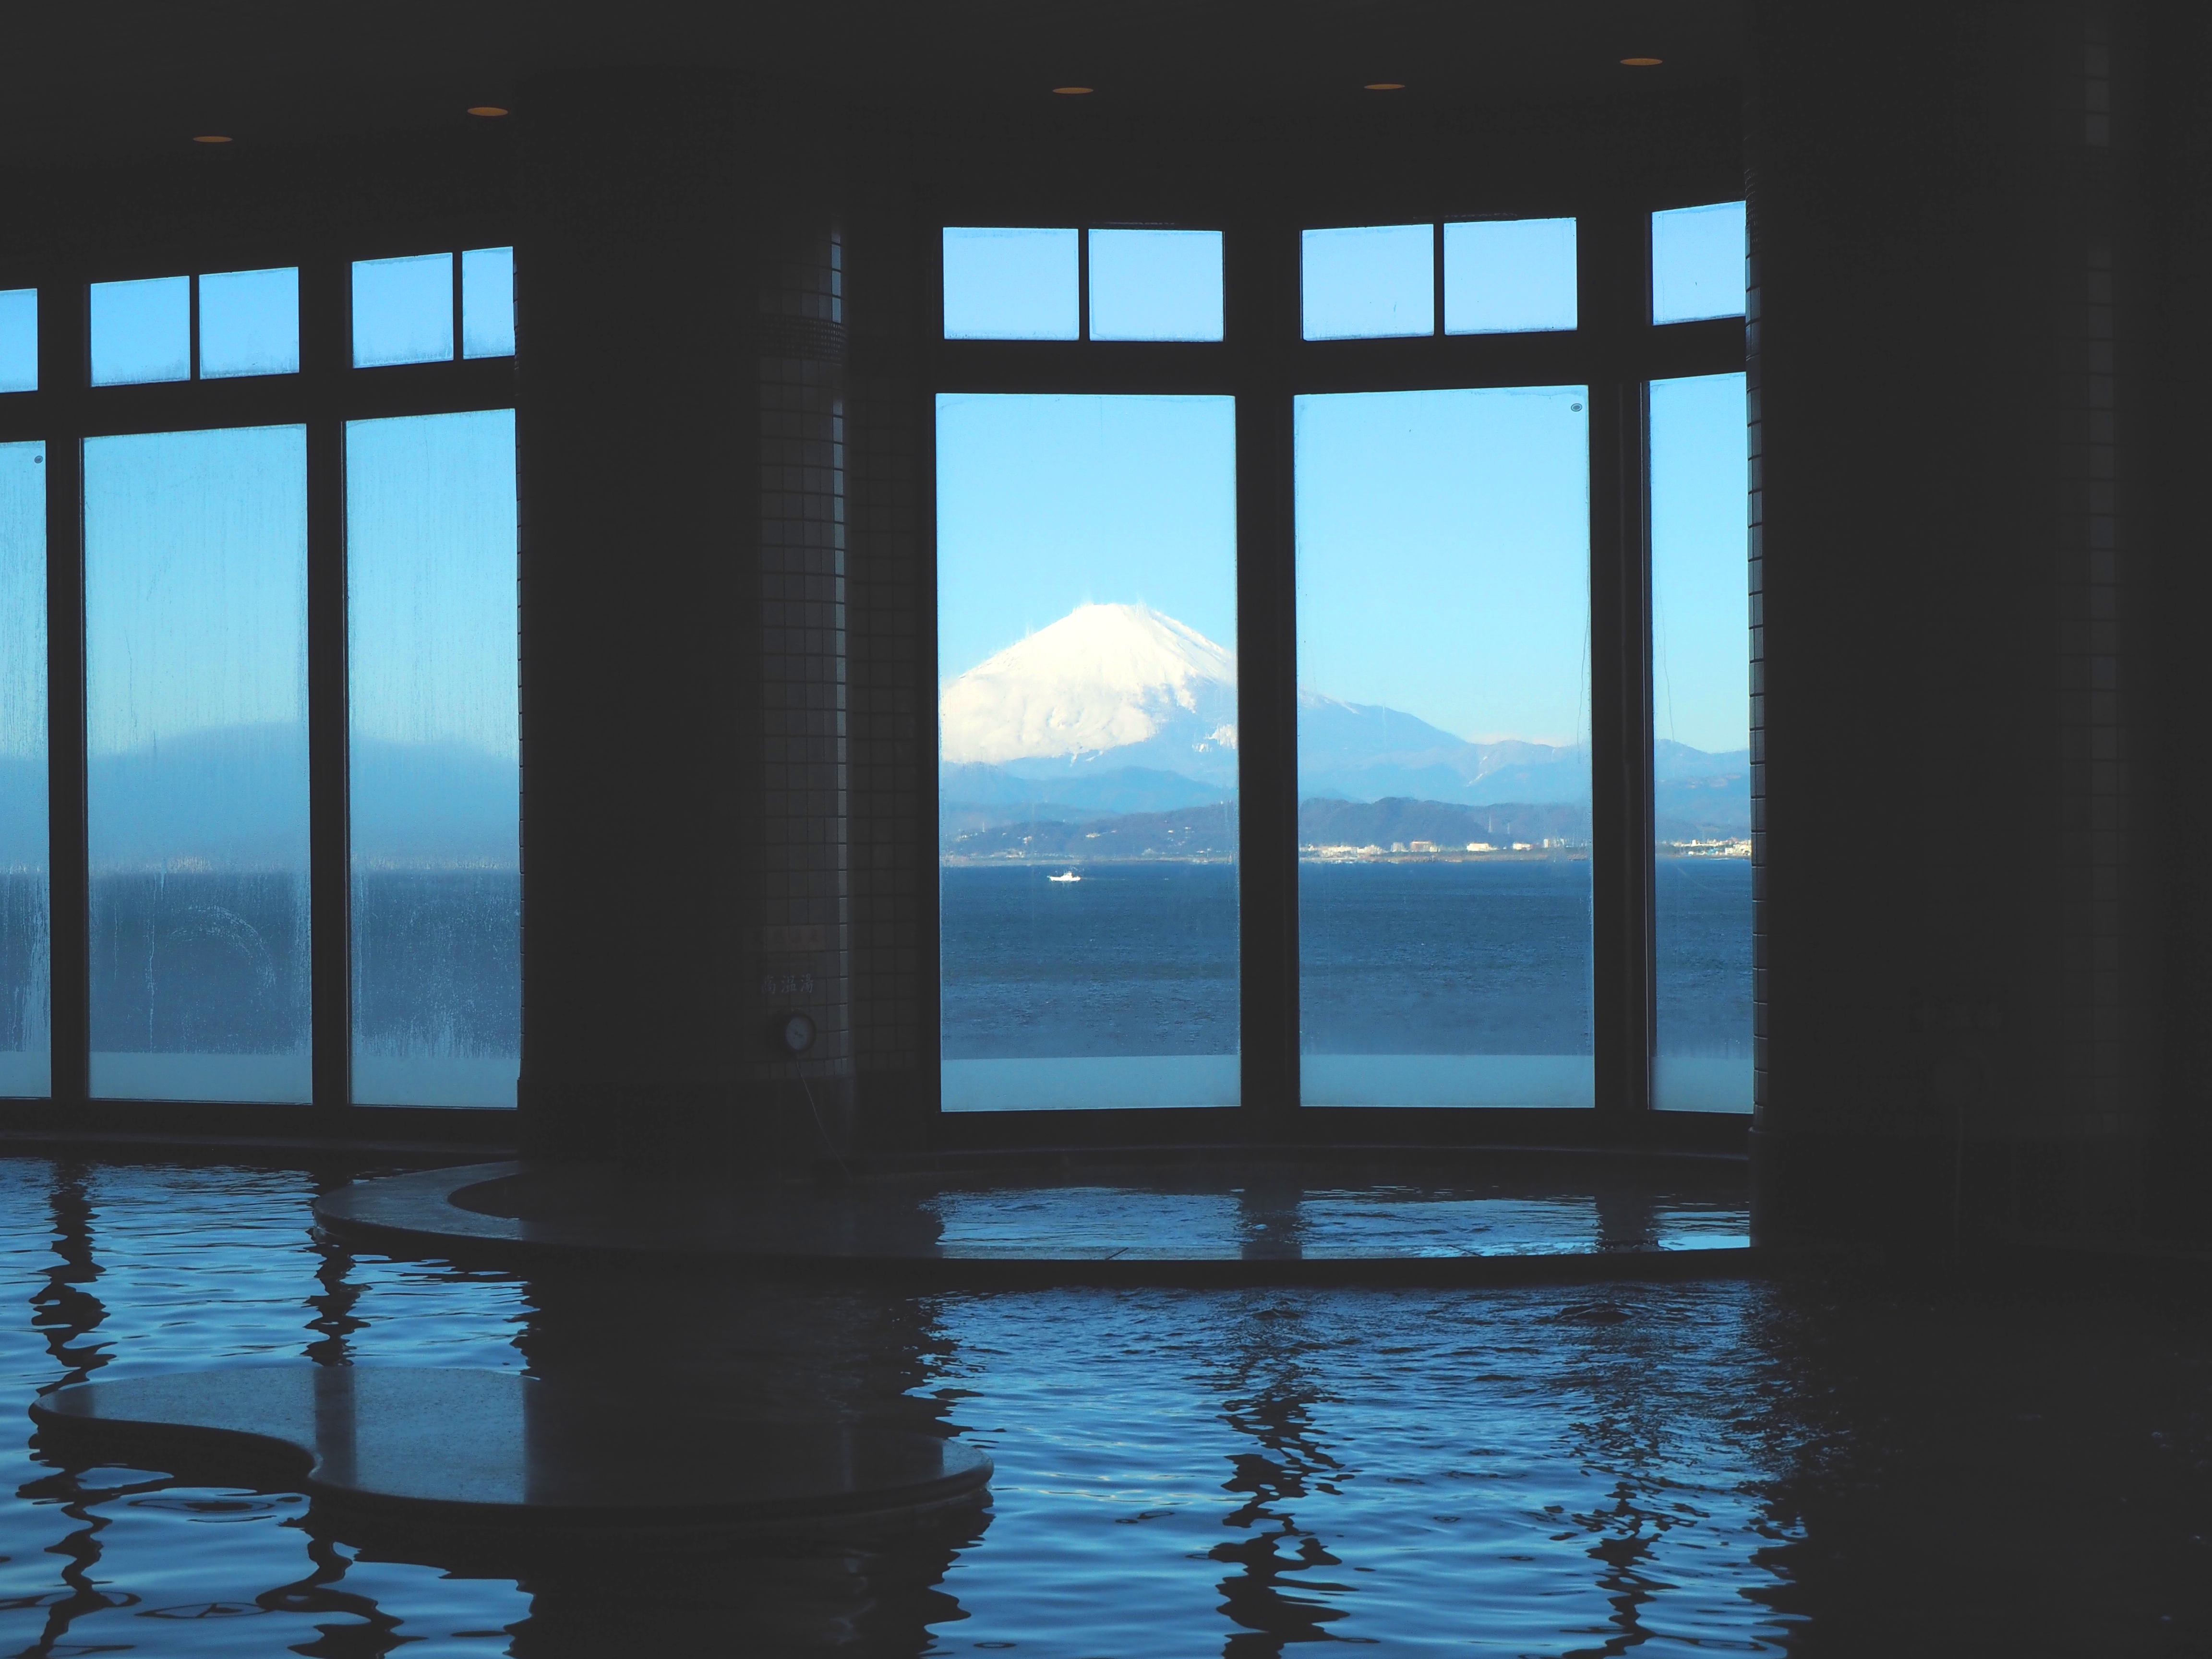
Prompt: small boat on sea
<box><xmin>1048</xmin><ymin>870</ymin><xmax>1081</xmax><ymax>883</ymax></box>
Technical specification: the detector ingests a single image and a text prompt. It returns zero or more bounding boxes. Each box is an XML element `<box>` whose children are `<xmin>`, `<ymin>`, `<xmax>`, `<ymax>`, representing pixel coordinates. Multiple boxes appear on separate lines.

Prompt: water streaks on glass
<box><xmin>1295</xmin><ymin>386</ymin><xmax>1593</xmax><ymax>1106</ymax></box>
<box><xmin>1651</xmin><ymin>373</ymin><xmax>1752</xmax><ymax>1110</ymax></box>
<box><xmin>347</xmin><ymin>410</ymin><xmax>519</xmax><ymax>1107</ymax></box>
<box><xmin>0</xmin><ymin>446</ymin><xmax>47</xmax><ymax>1097</ymax></box>
<box><xmin>936</xmin><ymin>393</ymin><xmax>1239</xmax><ymax>1109</ymax></box>
<box><xmin>83</xmin><ymin>425</ymin><xmax>311</xmax><ymax>1102</ymax></box>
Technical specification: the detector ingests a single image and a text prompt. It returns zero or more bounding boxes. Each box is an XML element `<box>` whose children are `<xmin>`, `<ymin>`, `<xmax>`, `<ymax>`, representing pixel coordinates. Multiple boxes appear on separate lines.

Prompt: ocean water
<box><xmin>63</xmin><ymin>870</ymin><xmax>517</xmax><ymax>1106</ymax></box>
<box><xmin>1</xmin><ymin>1156</ymin><xmax>2208</xmax><ymax>1655</ymax></box>
<box><xmin>941</xmin><ymin>860</ymin><xmax>1752</xmax><ymax>1110</ymax></box>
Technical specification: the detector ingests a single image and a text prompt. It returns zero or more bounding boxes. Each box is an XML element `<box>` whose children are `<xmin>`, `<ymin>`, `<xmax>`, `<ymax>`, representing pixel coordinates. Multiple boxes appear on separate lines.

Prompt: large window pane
<box><xmin>84</xmin><ymin>426</ymin><xmax>310</xmax><ymax>1102</ymax></box>
<box><xmin>1296</xmin><ymin>387</ymin><xmax>1592</xmax><ymax>1106</ymax></box>
<box><xmin>348</xmin><ymin>411</ymin><xmax>519</xmax><ymax>1108</ymax></box>
<box><xmin>942</xmin><ymin>228</ymin><xmax>1080</xmax><ymax>340</ymax></box>
<box><xmin>0</xmin><ymin>444</ymin><xmax>47</xmax><ymax>1097</ymax></box>
<box><xmin>937</xmin><ymin>394</ymin><xmax>1238</xmax><ymax>1109</ymax></box>
<box><xmin>1651</xmin><ymin>202</ymin><xmax>1746</xmax><ymax>324</ymax></box>
<box><xmin>1651</xmin><ymin>374</ymin><xmax>1752</xmax><ymax>1111</ymax></box>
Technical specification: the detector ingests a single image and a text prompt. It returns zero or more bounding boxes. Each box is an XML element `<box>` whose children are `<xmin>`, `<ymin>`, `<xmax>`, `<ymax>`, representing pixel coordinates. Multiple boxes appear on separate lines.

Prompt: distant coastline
<box><xmin>942</xmin><ymin>842</ymin><xmax>1749</xmax><ymax>866</ymax></box>
<box><xmin>941</xmin><ymin>795</ymin><xmax>1750</xmax><ymax>865</ymax></box>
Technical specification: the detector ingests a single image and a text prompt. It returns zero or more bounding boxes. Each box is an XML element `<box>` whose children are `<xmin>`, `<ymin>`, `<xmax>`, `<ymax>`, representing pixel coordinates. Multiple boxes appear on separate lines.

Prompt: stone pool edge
<box><xmin>313</xmin><ymin>1162</ymin><xmax>1767</xmax><ymax>1289</ymax></box>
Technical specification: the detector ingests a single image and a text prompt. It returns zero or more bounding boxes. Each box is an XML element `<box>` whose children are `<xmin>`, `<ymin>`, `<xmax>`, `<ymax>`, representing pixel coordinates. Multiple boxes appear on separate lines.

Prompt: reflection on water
<box><xmin>0</xmin><ymin>1157</ymin><xmax>2208</xmax><ymax>1654</ymax></box>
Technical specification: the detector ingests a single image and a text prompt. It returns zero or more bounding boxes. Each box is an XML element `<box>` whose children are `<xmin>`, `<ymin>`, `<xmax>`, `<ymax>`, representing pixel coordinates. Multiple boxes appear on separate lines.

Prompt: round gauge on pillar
<box><xmin>779</xmin><ymin>1010</ymin><xmax>817</xmax><ymax>1056</ymax></box>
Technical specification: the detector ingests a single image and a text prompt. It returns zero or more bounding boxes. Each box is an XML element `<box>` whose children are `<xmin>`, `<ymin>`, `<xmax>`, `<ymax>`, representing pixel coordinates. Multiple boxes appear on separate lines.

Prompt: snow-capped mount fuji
<box><xmin>939</xmin><ymin>602</ymin><xmax>1239</xmax><ymax>788</ymax></box>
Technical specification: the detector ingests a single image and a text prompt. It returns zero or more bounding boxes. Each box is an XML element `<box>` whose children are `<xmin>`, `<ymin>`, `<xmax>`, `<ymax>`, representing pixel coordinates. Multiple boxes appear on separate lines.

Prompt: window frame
<box><xmin>922</xmin><ymin>201</ymin><xmax>1746</xmax><ymax>1153</ymax></box>
<box><xmin>0</xmin><ymin>192</ymin><xmax>1746</xmax><ymax>1153</ymax></box>
<box><xmin>0</xmin><ymin>233</ymin><xmax>519</xmax><ymax>1143</ymax></box>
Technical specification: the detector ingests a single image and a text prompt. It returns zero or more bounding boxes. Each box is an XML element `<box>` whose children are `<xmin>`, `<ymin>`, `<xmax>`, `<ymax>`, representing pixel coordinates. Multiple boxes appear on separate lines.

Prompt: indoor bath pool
<box><xmin>0</xmin><ymin>1156</ymin><xmax>2206</xmax><ymax>1656</ymax></box>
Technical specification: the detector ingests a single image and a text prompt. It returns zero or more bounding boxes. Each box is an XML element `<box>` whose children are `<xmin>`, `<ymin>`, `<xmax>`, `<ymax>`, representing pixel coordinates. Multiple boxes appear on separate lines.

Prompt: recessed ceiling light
<box><xmin>1365</xmin><ymin>82</ymin><xmax>1406</xmax><ymax>91</ymax></box>
<box><xmin>192</xmin><ymin>134</ymin><xmax>233</xmax><ymax>144</ymax></box>
<box><xmin>1053</xmin><ymin>85</ymin><xmax>1094</xmax><ymax>95</ymax></box>
<box><xmin>1620</xmin><ymin>57</ymin><xmax>1664</xmax><ymax>67</ymax></box>
<box><xmin>467</xmin><ymin>105</ymin><xmax>509</xmax><ymax>118</ymax></box>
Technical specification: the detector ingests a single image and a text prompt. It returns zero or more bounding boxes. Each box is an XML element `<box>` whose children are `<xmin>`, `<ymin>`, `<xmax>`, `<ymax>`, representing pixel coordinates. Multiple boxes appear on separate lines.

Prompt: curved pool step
<box><xmin>30</xmin><ymin>1368</ymin><xmax>990</xmax><ymax>1533</ymax></box>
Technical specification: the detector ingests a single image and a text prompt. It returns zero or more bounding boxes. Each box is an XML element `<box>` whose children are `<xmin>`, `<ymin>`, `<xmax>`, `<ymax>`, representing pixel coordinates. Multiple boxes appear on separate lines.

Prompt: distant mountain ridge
<box><xmin>944</xmin><ymin>794</ymin><xmax>1739</xmax><ymax>861</ymax></box>
<box><xmin>939</xmin><ymin>601</ymin><xmax>1746</xmax><ymax>829</ymax></box>
<box><xmin>46</xmin><ymin>726</ymin><xmax>520</xmax><ymax>868</ymax></box>
<box><xmin>1296</xmin><ymin>690</ymin><xmax>1586</xmax><ymax>805</ymax></box>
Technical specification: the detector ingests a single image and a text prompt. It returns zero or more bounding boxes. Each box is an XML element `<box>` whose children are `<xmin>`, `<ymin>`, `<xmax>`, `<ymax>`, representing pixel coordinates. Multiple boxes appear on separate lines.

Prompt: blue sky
<box><xmin>83</xmin><ymin>425</ymin><xmax>308</xmax><ymax>757</ymax></box>
<box><xmin>1295</xmin><ymin>386</ymin><xmax>1591</xmax><ymax>745</ymax></box>
<box><xmin>346</xmin><ymin>409</ymin><xmax>519</xmax><ymax>757</ymax></box>
<box><xmin>0</xmin><ymin>444</ymin><xmax>43</xmax><ymax>768</ymax></box>
<box><xmin>943</xmin><ymin>229</ymin><xmax>1225</xmax><ymax>342</ymax></box>
<box><xmin>938</xmin><ymin>381</ymin><xmax>1746</xmax><ymax>753</ymax></box>
<box><xmin>936</xmin><ymin>393</ymin><xmax>1238</xmax><ymax>681</ymax></box>
<box><xmin>937</xmin><ymin>385</ymin><xmax>1595</xmax><ymax>747</ymax></box>
<box><xmin>1651</xmin><ymin>373</ymin><xmax>1751</xmax><ymax>754</ymax></box>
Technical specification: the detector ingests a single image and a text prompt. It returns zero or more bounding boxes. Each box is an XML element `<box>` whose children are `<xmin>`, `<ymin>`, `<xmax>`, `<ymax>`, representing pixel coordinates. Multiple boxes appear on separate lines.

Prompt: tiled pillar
<box><xmin>1746</xmin><ymin>1</ymin><xmax>2165</xmax><ymax>1245</ymax></box>
<box><xmin>2140</xmin><ymin>0</ymin><xmax>2212</xmax><ymax>1235</ymax></box>
<box><xmin>843</xmin><ymin>212</ymin><xmax>930</xmax><ymax>1140</ymax></box>
<box><xmin>741</xmin><ymin>218</ymin><xmax>857</xmax><ymax>1142</ymax></box>
<box><xmin>514</xmin><ymin>75</ymin><xmax>851</xmax><ymax>1162</ymax></box>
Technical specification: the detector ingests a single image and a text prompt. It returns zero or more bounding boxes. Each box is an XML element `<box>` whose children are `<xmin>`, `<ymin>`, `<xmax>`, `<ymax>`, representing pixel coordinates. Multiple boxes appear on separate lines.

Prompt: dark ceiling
<box><xmin>2</xmin><ymin>1</ymin><xmax>1743</xmax><ymax>170</ymax></box>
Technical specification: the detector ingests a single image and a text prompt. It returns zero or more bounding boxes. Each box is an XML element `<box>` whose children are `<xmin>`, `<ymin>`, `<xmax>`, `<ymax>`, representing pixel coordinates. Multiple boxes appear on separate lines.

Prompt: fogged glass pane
<box><xmin>1443</xmin><ymin>217</ymin><xmax>1577</xmax><ymax>334</ymax></box>
<box><xmin>1651</xmin><ymin>374</ymin><xmax>1751</xmax><ymax>1111</ymax></box>
<box><xmin>198</xmin><ymin>267</ymin><xmax>300</xmax><ymax>379</ymax></box>
<box><xmin>348</xmin><ymin>410</ymin><xmax>519</xmax><ymax>1108</ymax></box>
<box><xmin>1301</xmin><ymin>224</ymin><xmax>1433</xmax><ymax>340</ymax></box>
<box><xmin>1089</xmin><ymin>229</ymin><xmax>1224</xmax><ymax>341</ymax></box>
<box><xmin>352</xmin><ymin>253</ymin><xmax>454</xmax><ymax>367</ymax></box>
<box><xmin>942</xmin><ymin>228</ymin><xmax>1079</xmax><ymax>340</ymax></box>
<box><xmin>1296</xmin><ymin>387</ymin><xmax>1592</xmax><ymax>1106</ymax></box>
<box><xmin>938</xmin><ymin>394</ymin><xmax>1238</xmax><ymax>1109</ymax></box>
<box><xmin>89</xmin><ymin>276</ymin><xmax>189</xmax><ymax>386</ymax></box>
<box><xmin>0</xmin><ymin>290</ymin><xmax>35</xmax><ymax>393</ymax></box>
<box><xmin>84</xmin><ymin>426</ymin><xmax>310</xmax><ymax>1102</ymax></box>
<box><xmin>461</xmin><ymin>247</ymin><xmax>516</xmax><ymax>359</ymax></box>
<box><xmin>0</xmin><ymin>444</ymin><xmax>47</xmax><ymax>1096</ymax></box>
<box><xmin>1652</xmin><ymin>202</ymin><xmax>1747</xmax><ymax>324</ymax></box>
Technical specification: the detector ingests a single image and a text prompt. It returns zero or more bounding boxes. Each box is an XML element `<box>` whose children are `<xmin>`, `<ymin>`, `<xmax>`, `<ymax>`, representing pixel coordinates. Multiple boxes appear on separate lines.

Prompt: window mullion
<box><xmin>43</xmin><ymin>273</ymin><xmax>89</xmax><ymax>1111</ymax></box>
<box><xmin>1227</xmin><ymin>220</ymin><xmax>1302</xmax><ymax>1125</ymax></box>
<box><xmin>304</xmin><ymin>259</ymin><xmax>351</xmax><ymax>1116</ymax></box>
<box><xmin>1587</xmin><ymin>372</ymin><xmax>1657</xmax><ymax>1120</ymax></box>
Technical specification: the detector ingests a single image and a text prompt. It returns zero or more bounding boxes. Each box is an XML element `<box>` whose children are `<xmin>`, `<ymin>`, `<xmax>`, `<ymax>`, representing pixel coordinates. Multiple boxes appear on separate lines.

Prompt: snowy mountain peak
<box><xmin>939</xmin><ymin>603</ymin><xmax>1237</xmax><ymax>769</ymax></box>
